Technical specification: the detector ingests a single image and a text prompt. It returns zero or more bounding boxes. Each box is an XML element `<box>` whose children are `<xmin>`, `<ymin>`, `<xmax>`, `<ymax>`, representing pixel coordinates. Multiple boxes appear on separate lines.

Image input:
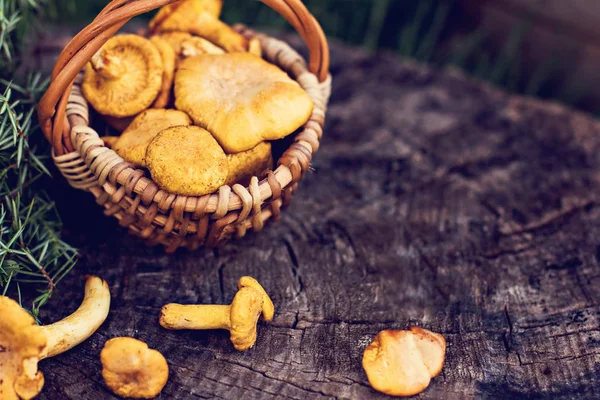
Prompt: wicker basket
<box><xmin>38</xmin><ymin>0</ymin><xmax>331</xmax><ymax>252</ymax></box>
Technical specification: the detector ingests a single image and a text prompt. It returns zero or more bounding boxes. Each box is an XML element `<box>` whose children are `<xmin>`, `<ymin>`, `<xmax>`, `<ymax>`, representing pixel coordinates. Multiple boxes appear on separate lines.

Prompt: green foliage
<box><xmin>0</xmin><ymin>0</ymin><xmax>77</xmax><ymax>317</ymax></box>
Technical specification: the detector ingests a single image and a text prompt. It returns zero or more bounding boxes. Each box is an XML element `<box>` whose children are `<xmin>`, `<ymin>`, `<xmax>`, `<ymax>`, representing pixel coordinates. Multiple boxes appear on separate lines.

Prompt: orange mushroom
<box><xmin>175</xmin><ymin>53</ymin><xmax>314</xmax><ymax>153</ymax></box>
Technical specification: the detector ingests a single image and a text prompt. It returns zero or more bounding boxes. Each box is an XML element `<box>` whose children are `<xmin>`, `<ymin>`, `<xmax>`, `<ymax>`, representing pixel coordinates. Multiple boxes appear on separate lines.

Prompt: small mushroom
<box><xmin>146</xmin><ymin>125</ymin><xmax>228</xmax><ymax>195</ymax></box>
<box><xmin>0</xmin><ymin>276</ymin><xmax>110</xmax><ymax>399</ymax></box>
<box><xmin>101</xmin><ymin>337</ymin><xmax>169</xmax><ymax>399</ymax></box>
<box><xmin>175</xmin><ymin>53</ymin><xmax>314</xmax><ymax>153</ymax></box>
<box><xmin>148</xmin><ymin>0</ymin><xmax>247</xmax><ymax>52</ymax></box>
<box><xmin>150</xmin><ymin>36</ymin><xmax>177</xmax><ymax>108</ymax></box>
<box><xmin>362</xmin><ymin>328</ymin><xmax>446</xmax><ymax>397</ymax></box>
<box><xmin>159</xmin><ymin>276</ymin><xmax>274</xmax><ymax>351</ymax></box>
<box><xmin>225</xmin><ymin>141</ymin><xmax>273</xmax><ymax>186</ymax></box>
<box><xmin>82</xmin><ymin>34</ymin><xmax>163</xmax><ymax>118</ymax></box>
<box><xmin>112</xmin><ymin>109</ymin><xmax>192</xmax><ymax>167</ymax></box>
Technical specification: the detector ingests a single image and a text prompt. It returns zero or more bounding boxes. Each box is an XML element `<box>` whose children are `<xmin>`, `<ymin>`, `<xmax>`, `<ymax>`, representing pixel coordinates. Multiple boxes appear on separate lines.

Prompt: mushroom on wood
<box><xmin>101</xmin><ymin>337</ymin><xmax>169</xmax><ymax>399</ymax></box>
<box><xmin>362</xmin><ymin>327</ymin><xmax>446</xmax><ymax>397</ymax></box>
<box><xmin>159</xmin><ymin>276</ymin><xmax>274</xmax><ymax>351</ymax></box>
<box><xmin>0</xmin><ymin>276</ymin><xmax>110</xmax><ymax>400</ymax></box>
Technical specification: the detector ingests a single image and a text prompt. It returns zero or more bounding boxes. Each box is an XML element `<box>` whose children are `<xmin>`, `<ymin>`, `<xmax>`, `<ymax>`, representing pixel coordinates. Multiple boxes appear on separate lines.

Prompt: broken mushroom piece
<box><xmin>101</xmin><ymin>337</ymin><xmax>169</xmax><ymax>399</ymax></box>
<box><xmin>159</xmin><ymin>276</ymin><xmax>274</xmax><ymax>351</ymax></box>
<box><xmin>112</xmin><ymin>109</ymin><xmax>192</xmax><ymax>167</ymax></box>
<box><xmin>0</xmin><ymin>276</ymin><xmax>110</xmax><ymax>400</ymax></box>
<box><xmin>362</xmin><ymin>328</ymin><xmax>446</xmax><ymax>397</ymax></box>
<box><xmin>150</xmin><ymin>36</ymin><xmax>177</xmax><ymax>108</ymax></box>
<box><xmin>175</xmin><ymin>53</ymin><xmax>314</xmax><ymax>153</ymax></box>
<box><xmin>225</xmin><ymin>141</ymin><xmax>273</xmax><ymax>186</ymax></box>
<box><xmin>149</xmin><ymin>0</ymin><xmax>247</xmax><ymax>52</ymax></box>
<box><xmin>146</xmin><ymin>125</ymin><xmax>228</xmax><ymax>195</ymax></box>
<box><xmin>82</xmin><ymin>34</ymin><xmax>163</xmax><ymax>118</ymax></box>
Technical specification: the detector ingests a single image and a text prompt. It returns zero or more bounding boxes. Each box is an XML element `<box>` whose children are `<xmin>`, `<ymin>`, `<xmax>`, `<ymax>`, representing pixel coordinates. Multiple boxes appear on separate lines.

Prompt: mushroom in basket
<box><xmin>82</xmin><ymin>34</ymin><xmax>163</xmax><ymax>119</ymax></box>
<box><xmin>146</xmin><ymin>125</ymin><xmax>229</xmax><ymax>196</ymax></box>
<box><xmin>148</xmin><ymin>0</ymin><xmax>248</xmax><ymax>52</ymax></box>
<box><xmin>0</xmin><ymin>276</ymin><xmax>110</xmax><ymax>400</ymax></box>
<box><xmin>111</xmin><ymin>109</ymin><xmax>192</xmax><ymax>167</ymax></box>
<box><xmin>175</xmin><ymin>53</ymin><xmax>314</xmax><ymax>153</ymax></box>
<box><xmin>149</xmin><ymin>36</ymin><xmax>177</xmax><ymax>108</ymax></box>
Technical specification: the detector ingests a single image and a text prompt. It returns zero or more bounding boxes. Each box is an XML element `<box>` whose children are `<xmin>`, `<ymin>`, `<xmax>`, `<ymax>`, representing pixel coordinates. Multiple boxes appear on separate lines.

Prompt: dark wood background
<box><xmin>34</xmin><ymin>37</ymin><xmax>600</xmax><ymax>399</ymax></box>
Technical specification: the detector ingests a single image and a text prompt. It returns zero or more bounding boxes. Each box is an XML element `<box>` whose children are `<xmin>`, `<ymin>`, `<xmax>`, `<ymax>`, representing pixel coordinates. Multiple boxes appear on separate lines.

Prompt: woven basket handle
<box><xmin>38</xmin><ymin>0</ymin><xmax>330</xmax><ymax>156</ymax></box>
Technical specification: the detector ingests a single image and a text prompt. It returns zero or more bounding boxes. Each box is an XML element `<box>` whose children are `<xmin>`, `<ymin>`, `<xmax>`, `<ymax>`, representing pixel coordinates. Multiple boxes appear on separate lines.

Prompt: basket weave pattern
<box><xmin>38</xmin><ymin>0</ymin><xmax>331</xmax><ymax>252</ymax></box>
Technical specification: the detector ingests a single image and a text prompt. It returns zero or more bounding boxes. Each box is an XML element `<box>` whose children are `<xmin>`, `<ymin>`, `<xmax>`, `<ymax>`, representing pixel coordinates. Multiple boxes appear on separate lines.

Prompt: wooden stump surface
<box><xmin>35</xmin><ymin>38</ymin><xmax>600</xmax><ymax>399</ymax></box>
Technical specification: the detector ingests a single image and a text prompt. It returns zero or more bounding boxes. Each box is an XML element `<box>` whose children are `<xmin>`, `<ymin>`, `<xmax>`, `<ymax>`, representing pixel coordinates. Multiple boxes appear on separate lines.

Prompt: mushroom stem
<box><xmin>160</xmin><ymin>304</ymin><xmax>231</xmax><ymax>330</ymax></box>
<box><xmin>91</xmin><ymin>50</ymin><xmax>127</xmax><ymax>80</ymax></box>
<box><xmin>39</xmin><ymin>276</ymin><xmax>111</xmax><ymax>359</ymax></box>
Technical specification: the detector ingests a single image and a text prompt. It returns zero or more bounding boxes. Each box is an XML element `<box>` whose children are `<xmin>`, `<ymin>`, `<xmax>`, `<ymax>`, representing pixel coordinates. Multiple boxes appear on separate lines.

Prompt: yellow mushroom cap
<box><xmin>0</xmin><ymin>297</ymin><xmax>46</xmax><ymax>400</ymax></box>
<box><xmin>237</xmin><ymin>276</ymin><xmax>275</xmax><ymax>321</ymax></box>
<box><xmin>149</xmin><ymin>0</ymin><xmax>247</xmax><ymax>52</ymax></box>
<box><xmin>146</xmin><ymin>125</ymin><xmax>228</xmax><ymax>196</ymax></box>
<box><xmin>225</xmin><ymin>142</ymin><xmax>273</xmax><ymax>186</ymax></box>
<box><xmin>149</xmin><ymin>0</ymin><xmax>223</xmax><ymax>34</ymax></box>
<box><xmin>82</xmin><ymin>34</ymin><xmax>164</xmax><ymax>118</ymax></box>
<box><xmin>112</xmin><ymin>109</ymin><xmax>192</xmax><ymax>167</ymax></box>
<box><xmin>101</xmin><ymin>337</ymin><xmax>169</xmax><ymax>399</ymax></box>
<box><xmin>175</xmin><ymin>53</ymin><xmax>314</xmax><ymax>153</ymax></box>
<box><xmin>150</xmin><ymin>36</ymin><xmax>177</xmax><ymax>109</ymax></box>
<box><xmin>362</xmin><ymin>330</ymin><xmax>431</xmax><ymax>397</ymax></box>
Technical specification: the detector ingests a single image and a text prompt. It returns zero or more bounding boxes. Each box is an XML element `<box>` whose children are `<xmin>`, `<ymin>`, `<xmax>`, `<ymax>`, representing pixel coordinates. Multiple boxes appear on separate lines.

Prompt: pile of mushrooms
<box><xmin>84</xmin><ymin>0</ymin><xmax>313</xmax><ymax>196</ymax></box>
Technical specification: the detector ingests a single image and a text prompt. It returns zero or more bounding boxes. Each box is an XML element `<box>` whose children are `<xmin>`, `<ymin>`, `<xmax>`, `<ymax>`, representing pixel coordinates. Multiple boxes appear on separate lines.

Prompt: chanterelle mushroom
<box><xmin>148</xmin><ymin>0</ymin><xmax>248</xmax><ymax>52</ymax></box>
<box><xmin>159</xmin><ymin>276</ymin><xmax>274</xmax><ymax>351</ymax></box>
<box><xmin>0</xmin><ymin>276</ymin><xmax>110</xmax><ymax>400</ymax></box>
<box><xmin>112</xmin><ymin>109</ymin><xmax>192</xmax><ymax>167</ymax></box>
<box><xmin>225</xmin><ymin>141</ymin><xmax>273</xmax><ymax>186</ymax></box>
<box><xmin>362</xmin><ymin>327</ymin><xmax>446</xmax><ymax>397</ymax></box>
<box><xmin>101</xmin><ymin>337</ymin><xmax>169</xmax><ymax>399</ymax></box>
<box><xmin>82</xmin><ymin>34</ymin><xmax>163</xmax><ymax>118</ymax></box>
<box><xmin>146</xmin><ymin>125</ymin><xmax>228</xmax><ymax>195</ymax></box>
<box><xmin>175</xmin><ymin>53</ymin><xmax>314</xmax><ymax>153</ymax></box>
<box><xmin>150</xmin><ymin>36</ymin><xmax>177</xmax><ymax>108</ymax></box>
<box><xmin>153</xmin><ymin>32</ymin><xmax>224</xmax><ymax>67</ymax></box>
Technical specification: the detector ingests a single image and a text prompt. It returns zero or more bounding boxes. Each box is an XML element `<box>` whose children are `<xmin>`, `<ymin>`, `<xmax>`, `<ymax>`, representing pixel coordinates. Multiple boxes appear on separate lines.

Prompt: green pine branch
<box><xmin>0</xmin><ymin>0</ymin><xmax>77</xmax><ymax>318</ymax></box>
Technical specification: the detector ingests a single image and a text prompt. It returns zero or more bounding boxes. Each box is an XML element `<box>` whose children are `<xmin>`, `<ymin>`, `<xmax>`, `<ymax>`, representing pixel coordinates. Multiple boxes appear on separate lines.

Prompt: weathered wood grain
<box><xmin>31</xmin><ymin>38</ymin><xmax>600</xmax><ymax>399</ymax></box>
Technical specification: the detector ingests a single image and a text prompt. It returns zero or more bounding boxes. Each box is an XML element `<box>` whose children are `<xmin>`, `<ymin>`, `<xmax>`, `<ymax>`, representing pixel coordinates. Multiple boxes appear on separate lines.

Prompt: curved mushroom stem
<box><xmin>160</xmin><ymin>304</ymin><xmax>231</xmax><ymax>330</ymax></box>
<box><xmin>91</xmin><ymin>50</ymin><xmax>126</xmax><ymax>80</ymax></box>
<box><xmin>39</xmin><ymin>276</ymin><xmax>111</xmax><ymax>359</ymax></box>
